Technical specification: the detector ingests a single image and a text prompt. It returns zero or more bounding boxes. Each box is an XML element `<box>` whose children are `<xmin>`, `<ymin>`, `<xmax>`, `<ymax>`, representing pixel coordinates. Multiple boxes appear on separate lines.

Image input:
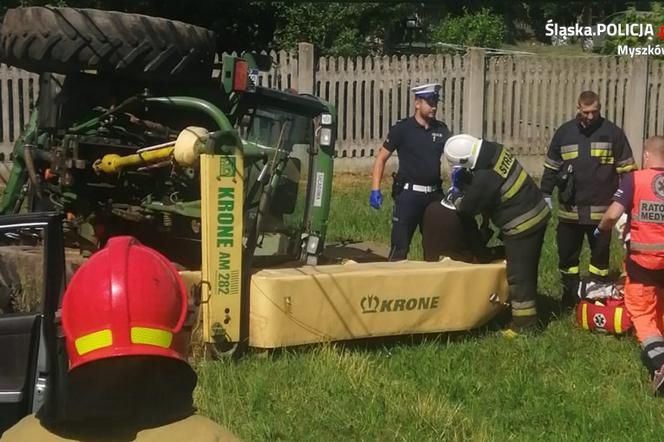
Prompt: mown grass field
<box><xmin>196</xmin><ymin>174</ymin><xmax>664</xmax><ymax>441</ymax></box>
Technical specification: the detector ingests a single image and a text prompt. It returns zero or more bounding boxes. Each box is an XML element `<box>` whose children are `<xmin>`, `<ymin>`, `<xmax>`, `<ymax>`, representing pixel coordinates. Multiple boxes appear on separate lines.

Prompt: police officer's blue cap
<box><xmin>412</xmin><ymin>83</ymin><xmax>441</xmax><ymax>98</ymax></box>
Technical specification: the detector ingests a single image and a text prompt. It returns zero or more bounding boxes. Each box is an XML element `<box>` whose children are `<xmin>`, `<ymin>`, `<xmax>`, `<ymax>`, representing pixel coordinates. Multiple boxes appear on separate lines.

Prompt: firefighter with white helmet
<box><xmin>444</xmin><ymin>135</ymin><xmax>550</xmax><ymax>333</ymax></box>
<box><xmin>2</xmin><ymin>237</ymin><xmax>239</xmax><ymax>441</ymax></box>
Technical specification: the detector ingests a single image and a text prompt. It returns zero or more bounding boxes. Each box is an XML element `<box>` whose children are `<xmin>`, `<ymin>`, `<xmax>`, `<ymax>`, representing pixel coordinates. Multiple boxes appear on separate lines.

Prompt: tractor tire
<box><xmin>0</xmin><ymin>7</ymin><xmax>216</xmax><ymax>83</ymax></box>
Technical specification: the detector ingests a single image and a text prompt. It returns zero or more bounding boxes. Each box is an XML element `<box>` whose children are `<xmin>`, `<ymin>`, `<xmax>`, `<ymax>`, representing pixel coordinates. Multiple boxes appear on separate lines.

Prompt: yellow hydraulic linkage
<box><xmin>92</xmin><ymin>141</ymin><xmax>176</xmax><ymax>174</ymax></box>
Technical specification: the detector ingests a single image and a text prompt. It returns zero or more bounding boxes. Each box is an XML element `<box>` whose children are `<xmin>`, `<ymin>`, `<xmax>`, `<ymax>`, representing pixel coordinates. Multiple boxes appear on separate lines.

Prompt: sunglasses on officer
<box><xmin>417</xmin><ymin>93</ymin><xmax>440</xmax><ymax>107</ymax></box>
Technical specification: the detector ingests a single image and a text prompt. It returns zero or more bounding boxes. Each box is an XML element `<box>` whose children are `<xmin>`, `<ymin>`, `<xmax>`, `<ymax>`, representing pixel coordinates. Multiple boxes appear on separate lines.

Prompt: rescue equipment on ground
<box><xmin>576</xmin><ymin>280</ymin><xmax>632</xmax><ymax>335</ymax></box>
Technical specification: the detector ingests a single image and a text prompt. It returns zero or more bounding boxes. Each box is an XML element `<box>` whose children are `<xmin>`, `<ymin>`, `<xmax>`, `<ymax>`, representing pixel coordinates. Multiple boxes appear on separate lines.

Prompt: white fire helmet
<box><xmin>444</xmin><ymin>134</ymin><xmax>482</xmax><ymax>169</ymax></box>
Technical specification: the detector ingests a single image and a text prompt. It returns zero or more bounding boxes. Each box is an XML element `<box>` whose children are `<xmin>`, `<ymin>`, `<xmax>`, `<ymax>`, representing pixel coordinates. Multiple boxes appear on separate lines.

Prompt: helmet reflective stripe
<box><xmin>75</xmin><ymin>329</ymin><xmax>113</xmax><ymax>356</ymax></box>
<box><xmin>131</xmin><ymin>327</ymin><xmax>173</xmax><ymax>348</ymax></box>
<box><xmin>74</xmin><ymin>327</ymin><xmax>174</xmax><ymax>356</ymax></box>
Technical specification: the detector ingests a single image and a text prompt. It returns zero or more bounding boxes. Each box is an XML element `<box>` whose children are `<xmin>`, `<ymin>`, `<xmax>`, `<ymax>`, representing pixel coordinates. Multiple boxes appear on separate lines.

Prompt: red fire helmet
<box><xmin>61</xmin><ymin>236</ymin><xmax>189</xmax><ymax>370</ymax></box>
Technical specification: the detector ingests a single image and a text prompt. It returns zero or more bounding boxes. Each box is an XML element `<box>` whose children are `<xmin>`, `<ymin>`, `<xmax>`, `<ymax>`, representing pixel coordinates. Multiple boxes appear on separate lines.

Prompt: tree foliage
<box><xmin>599</xmin><ymin>3</ymin><xmax>664</xmax><ymax>56</ymax></box>
<box><xmin>272</xmin><ymin>3</ymin><xmax>418</xmax><ymax>57</ymax></box>
<box><xmin>430</xmin><ymin>8</ymin><xmax>507</xmax><ymax>50</ymax></box>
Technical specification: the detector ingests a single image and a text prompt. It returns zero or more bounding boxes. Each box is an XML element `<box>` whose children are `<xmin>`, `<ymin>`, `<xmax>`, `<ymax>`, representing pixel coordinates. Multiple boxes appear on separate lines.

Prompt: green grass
<box><xmin>195</xmin><ymin>173</ymin><xmax>664</xmax><ymax>441</ymax></box>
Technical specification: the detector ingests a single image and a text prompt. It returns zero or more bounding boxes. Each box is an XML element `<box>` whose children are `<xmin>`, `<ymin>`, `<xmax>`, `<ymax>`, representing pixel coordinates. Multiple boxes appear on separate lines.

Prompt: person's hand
<box><xmin>369</xmin><ymin>189</ymin><xmax>383</xmax><ymax>209</ymax></box>
<box><xmin>593</xmin><ymin>227</ymin><xmax>604</xmax><ymax>238</ymax></box>
<box><xmin>543</xmin><ymin>194</ymin><xmax>552</xmax><ymax>209</ymax></box>
<box><xmin>441</xmin><ymin>187</ymin><xmax>462</xmax><ymax>210</ymax></box>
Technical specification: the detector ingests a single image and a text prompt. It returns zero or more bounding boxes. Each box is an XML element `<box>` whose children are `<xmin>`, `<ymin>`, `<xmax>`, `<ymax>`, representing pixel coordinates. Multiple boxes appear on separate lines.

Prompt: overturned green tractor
<box><xmin>0</xmin><ymin>6</ymin><xmax>336</xmax><ymax>268</ymax></box>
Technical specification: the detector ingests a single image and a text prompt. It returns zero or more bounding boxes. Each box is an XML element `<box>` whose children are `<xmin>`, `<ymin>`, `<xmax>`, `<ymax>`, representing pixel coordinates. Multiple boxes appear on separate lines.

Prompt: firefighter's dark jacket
<box><xmin>540</xmin><ymin>117</ymin><xmax>637</xmax><ymax>224</ymax></box>
<box><xmin>456</xmin><ymin>140</ymin><xmax>550</xmax><ymax>239</ymax></box>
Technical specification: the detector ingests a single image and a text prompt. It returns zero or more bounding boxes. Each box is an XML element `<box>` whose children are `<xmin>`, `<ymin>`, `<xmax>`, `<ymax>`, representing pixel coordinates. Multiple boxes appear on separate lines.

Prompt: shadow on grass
<box><xmin>245</xmin><ymin>293</ymin><xmax>581</xmax><ymax>360</ymax></box>
<box><xmin>247</xmin><ymin>310</ymin><xmax>549</xmax><ymax>359</ymax></box>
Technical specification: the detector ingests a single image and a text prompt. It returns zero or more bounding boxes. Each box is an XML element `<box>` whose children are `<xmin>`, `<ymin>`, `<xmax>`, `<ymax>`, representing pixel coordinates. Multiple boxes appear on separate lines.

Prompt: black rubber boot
<box><xmin>561</xmin><ymin>275</ymin><xmax>580</xmax><ymax>309</ymax></box>
<box><xmin>502</xmin><ymin>314</ymin><xmax>539</xmax><ymax>338</ymax></box>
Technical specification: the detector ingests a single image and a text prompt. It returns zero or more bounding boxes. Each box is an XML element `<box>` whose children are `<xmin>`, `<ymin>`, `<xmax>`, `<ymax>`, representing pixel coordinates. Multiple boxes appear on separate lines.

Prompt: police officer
<box><xmin>444</xmin><ymin>135</ymin><xmax>550</xmax><ymax>332</ymax></box>
<box><xmin>541</xmin><ymin>91</ymin><xmax>637</xmax><ymax>307</ymax></box>
<box><xmin>370</xmin><ymin>83</ymin><xmax>451</xmax><ymax>261</ymax></box>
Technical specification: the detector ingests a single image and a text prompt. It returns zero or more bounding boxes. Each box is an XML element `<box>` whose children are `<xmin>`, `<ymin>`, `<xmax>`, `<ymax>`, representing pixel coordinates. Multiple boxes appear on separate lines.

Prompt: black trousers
<box><xmin>504</xmin><ymin>225</ymin><xmax>546</xmax><ymax>311</ymax></box>
<box><xmin>557</xmin><ymin>221</ymin><xmax>611</xmax><ymax>282</ymax></box>
<box><xmin>389</xmin><ymin>189</ymin><xmax>441</xmax><ymax>261</ymax></box>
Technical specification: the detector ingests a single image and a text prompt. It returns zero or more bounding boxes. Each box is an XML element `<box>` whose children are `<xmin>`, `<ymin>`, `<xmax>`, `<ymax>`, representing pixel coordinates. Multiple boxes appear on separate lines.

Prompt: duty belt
<box><xmin>403</xmin><ymin>183</ymin><xmax>439</xmax><ymax>193</ymax></box>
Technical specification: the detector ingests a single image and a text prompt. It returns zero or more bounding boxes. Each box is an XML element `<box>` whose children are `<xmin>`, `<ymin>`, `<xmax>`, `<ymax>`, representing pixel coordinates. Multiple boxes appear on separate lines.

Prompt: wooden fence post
<box><xmin>624</xmin><ymin>55</ymin><xmax>649</xmax><ymax>166</ymax></box>
<box><xmin>297</xmin><ymin>42</ymin><xmax>315</xmax><ymax>94</ymax></box>
<box><xmin>463</xmin><ymin>48</ymin><xmax>486</xmax><ymax>137</ymax></box>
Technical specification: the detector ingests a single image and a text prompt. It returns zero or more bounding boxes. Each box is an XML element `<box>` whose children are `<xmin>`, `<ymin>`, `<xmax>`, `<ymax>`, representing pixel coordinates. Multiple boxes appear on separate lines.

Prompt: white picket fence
<box><xmin>1</xmin><ymin>45</ymin><xmax>661</xmax><ymax>175</ymax></box>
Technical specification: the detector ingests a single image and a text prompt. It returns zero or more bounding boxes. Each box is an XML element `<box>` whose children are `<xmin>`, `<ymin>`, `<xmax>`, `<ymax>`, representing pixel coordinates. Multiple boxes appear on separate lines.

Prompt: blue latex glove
<box><xmin>369</xmin><ymin>189</ymin><xmax>383</xmax><ymax>209</ymax></box>
<box><xmin>451</xmin><ymin>166</ymin><xmax>465</xmax><ymax>190</ymax></box>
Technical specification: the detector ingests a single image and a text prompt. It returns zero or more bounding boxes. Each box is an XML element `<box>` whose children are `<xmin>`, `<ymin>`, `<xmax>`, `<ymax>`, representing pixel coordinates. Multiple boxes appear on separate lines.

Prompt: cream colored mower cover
<box><xmin>249</xmin><ymin>259</ymin><xmax>508</xmax><ymax>348</ymax></box>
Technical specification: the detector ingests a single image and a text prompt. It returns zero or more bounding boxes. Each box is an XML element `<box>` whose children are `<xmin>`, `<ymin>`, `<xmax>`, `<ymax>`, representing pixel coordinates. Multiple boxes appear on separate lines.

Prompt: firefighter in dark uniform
<box><xmin>541</xmin><ymin>91</ymin><xmax>637</xmax><ymax>307</ymax></box>
<box><xmin>370</xmin><ymin>83</ymin><xmax>451</xmax><ymax>261</ymax></box>
<box><xmin>444</xmin><ymin>134</ymin><xmax>551</xmax><ymax>332</ymax></box>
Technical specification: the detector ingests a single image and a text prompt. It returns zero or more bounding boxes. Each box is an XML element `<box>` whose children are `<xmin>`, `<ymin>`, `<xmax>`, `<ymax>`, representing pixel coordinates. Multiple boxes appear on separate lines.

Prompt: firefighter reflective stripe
<box><xmin>75</xmin><ymin>329</ymin><xmax>113</xmax><ymax>355</ymax></box>
<box><xmin>590</xmin><ymin>142</ymin><xmax>612</xmax><ymax>157</ymax></box>
<box><xmin>512</xmin><ymin>307</ymin><xmax>537</xmax><ymax>317</ymax></box>
<box><xmin>512</xmin><ymin>300</ymin><xmax>536</xmax><ymax>309</ymax></box>
<box><xmin>616</xmin><ymin>158</ymin><xmax>637</xmax><ymax>173</ymax></box>
<box><xmin>502</xmin><ymin>200</ymin><xmax>550</xmax><ymax>236</ymax></box>
<box><xmin>130</xmin><ymin>327</ymin><xmax>173</xmax><ymax>348</ymax></box>
<box><xmin>630</xmin><ymin>241</ymin><xmax>664</xmax><ymax>251</ymax></box>
<box><xmin>581</xmin><ymin>303</ymin><xmax>589</xmax><ymax>329</ymax></box>
<box><xmin>557</xmin><ymin>203</ymin><xmax>607</xmax><ymax>220</ymax></box>
<box><xmin>560</xmin><ymin>144</ymin><xmax>579</xmax><ymax>160</ymax></box>
<box><xmin>500</xmin><ymin>164</ymin><xmax>527</xmax><ymax>202</ymax></box>
<box><xmin>544</xmin><ymin>157</ymin><xmax>562</xmax><ymax>171</ymax></box>
<box><xmin>614</xmin><ymin>307</ymin><xmax>623</xmax><ymax>334</ymax></box>
<box><xmin>590</xmin><ymin>205</ymin><xmax>609</xmax><ymax>221</ymax></box>
<box><xmin>589</xmin><ymin>264</ymin><xmax>609</xmax><ymax>277</ymax></box>
<box><xmin>590</xmin><ymin>142</ymin><xmax>614</xmax><ymax>164</ymax></box>
<box><xmin>559</xmin><ymin>207</ymin><xmax>579</xmax><ymax>221</ymax></box>
<box><xmin>512</xmin><ymin>301</ymin><xmax>536</xmax><ymax>317</ymax></box>
<box><xmin>560</xmin><ymin>266</ymin><xmax>580</xmax><ymax>275</ymax></box>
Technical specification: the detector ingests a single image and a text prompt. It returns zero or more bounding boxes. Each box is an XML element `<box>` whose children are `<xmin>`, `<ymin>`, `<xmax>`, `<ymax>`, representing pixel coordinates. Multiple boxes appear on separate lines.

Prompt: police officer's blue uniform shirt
<box><xmin>383</xmin><ymin>117</ymin><xmax>451</xmax><ymax>186</ymax></box>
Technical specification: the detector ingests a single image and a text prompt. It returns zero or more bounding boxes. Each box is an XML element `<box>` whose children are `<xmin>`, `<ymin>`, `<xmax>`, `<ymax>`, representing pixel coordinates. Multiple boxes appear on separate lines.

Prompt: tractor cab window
<box><xmin>240</xmin><ymin>107</ymin><xmax>314</xmax><ymax>263</ymax></box>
